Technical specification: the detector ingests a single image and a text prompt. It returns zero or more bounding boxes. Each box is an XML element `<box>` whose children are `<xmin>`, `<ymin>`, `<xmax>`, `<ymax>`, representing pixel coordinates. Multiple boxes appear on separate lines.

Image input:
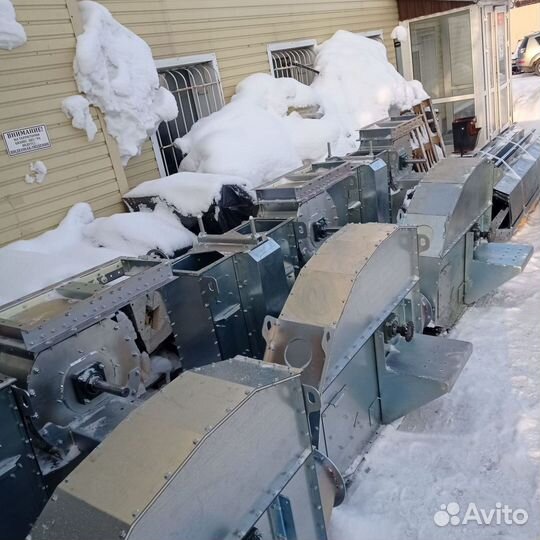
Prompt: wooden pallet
<box><xmin>411</xmin><ymin>98</ymin><xmax>447</xmax><ymax>171</ymax></box>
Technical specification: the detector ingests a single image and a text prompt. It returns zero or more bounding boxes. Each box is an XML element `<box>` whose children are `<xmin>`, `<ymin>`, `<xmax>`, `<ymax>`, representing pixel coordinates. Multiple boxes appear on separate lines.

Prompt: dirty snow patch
<box><xmin>62</xmin><ymin>95</ymin><xmax>98</xmax><ymax>141</ymax></box>
<box><xmin>0</xmin><ymin>0</ymin><xmax>26</xmax><ymax>50</ymax></box>
<box><xmin>25</xmin><ymin>161</ymin><xmax>47</xmax><ymax>184</ymax></box>
<box><xmin>74</xmin><ymin>1</ymin><xmax>178</xmax><ymax>164</ymax></box>
<box><xmin>125</xmin><ymin>171</ymin><xmax>254</xmax><ymax>216</ymax></box>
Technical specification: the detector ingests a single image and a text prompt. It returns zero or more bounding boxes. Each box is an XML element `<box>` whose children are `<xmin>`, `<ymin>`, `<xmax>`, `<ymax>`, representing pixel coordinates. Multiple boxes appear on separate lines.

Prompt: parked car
<box><xmin>514</xmin><ymin>32</ymin><xmax>540</xmax><ymax>75</ymax></box>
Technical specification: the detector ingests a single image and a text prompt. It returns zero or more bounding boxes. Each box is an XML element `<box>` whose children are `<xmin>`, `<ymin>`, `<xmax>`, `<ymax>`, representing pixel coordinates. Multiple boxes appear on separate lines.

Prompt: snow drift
<box><xmin>0</xmin><ymin>0</ymin><xmax>27</xmax><ymax>50</ymax></box>
<box><xmin>312</xmin><ymin>30</ymin><xmax>427</xmax><ymax>147</ymax></box>
<box><xmin>177</xmin><ymin>31</ymin><xmax>427</xmax><ymax>185</ymax></box>
<box><xmin>0</xmin><ymin>203</ymin><xmax>195</xmax><ymax>306</ymax></box>
<box><xmin>73</xmin><ymin>1</ymin><xmax>178</xmax><ymax>164</ymax></box>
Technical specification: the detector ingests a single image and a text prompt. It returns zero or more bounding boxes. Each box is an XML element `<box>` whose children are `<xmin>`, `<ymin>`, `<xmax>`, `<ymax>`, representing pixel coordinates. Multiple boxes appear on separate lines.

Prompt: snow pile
<box><xmin>391</xmin><ymin>25</ymin><xmax>408</xmax><ymax>42</ymax></box>
<box><xmin>0</xmin><ymin>0</ymin><xmax>26</xmax><ymax>50</ymax></box>
<box><xmin>62</xmin><ymin>95</ymin><xmax>98</xmax><ymax>141</ymax></box>
<box><xmin>25</xmin><ymin>161</ymin><xmax>47</xmax><ymax>184</ymax></box>
<box><xmin>125</xmin><ymin>171</ymin><xmax>254</xmax><ymax>215</ymax></box>
<box><xmin>312</xmin><ymin>30</ymin><xmax>427</xmax><ymax>152</ymax></box>
<box><xmin>176</xmin><ymin>77</ymin><xmax>308</xmax><ymax>185</ymax></box>
<box><xmin>83</xmin><ymin>203</ymin><xmax>195</xmax><ymax>255</ymax></box>
<box><xmin>74</xmin><ymin>1</ymin><xmax>178</xmax><ymax>164</ymax></box>
<box><xmin>177</xmin><ymin>31</ymin><xmax>427</xmax><ymax>184</ymax></box>
<box><xmin>0</xmin><ymin>203</ymin><xmax>195</xmax><ymax>306</ymax></box>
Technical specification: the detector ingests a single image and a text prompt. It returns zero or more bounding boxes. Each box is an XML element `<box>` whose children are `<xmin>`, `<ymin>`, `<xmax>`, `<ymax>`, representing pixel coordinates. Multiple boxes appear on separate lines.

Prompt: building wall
<box><xmin>0</xmin><ymin>0</ymin><xmax>399</xmax><ymax>246</ymax></box>
<box><xmin>98</xmin><ymin>0</ymin><xmax>400</xmax><ymax>189</ymax></box>
<box><xmin>0</xmin><ymin>0</ymin><xmax>128</xmax><ymax>246</ymax></box>
<box><xmin>510</xmin><ymin>4</ymin><xmax>540</xmax><ymax>48</ymax></box>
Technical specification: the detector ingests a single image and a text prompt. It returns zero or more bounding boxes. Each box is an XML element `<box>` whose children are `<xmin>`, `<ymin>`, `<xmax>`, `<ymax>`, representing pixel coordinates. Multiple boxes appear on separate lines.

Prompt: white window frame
<box><xmin>151</xmin><ymin>53</ymin><xmax>224</xmax><ymax>177</ymax></box>
<box><xmin>358</xmin><ymin>29</ymin><xmax>384</xmax><ymax>41</ymax></box>
<box><xmin>401</xmin><ymin>7</ymin><xmax>489</xmax><ymax>147</ymax></box>
<box><xmin>267</xmin><ymin>39</ymin><xmax>318</xmax><ymax>84</ymax></box>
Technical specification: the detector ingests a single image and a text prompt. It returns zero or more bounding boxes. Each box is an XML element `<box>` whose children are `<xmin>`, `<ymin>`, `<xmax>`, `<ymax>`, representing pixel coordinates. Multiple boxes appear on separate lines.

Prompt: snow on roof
<box><xmin>125</xmin><ymin>171</ymin><xmax>254</xmax><ymax>216</ymax></box>
<box><xmin>74</xmin><ymin>1</ymin><xmax>178</xmax><ymax>164</ymax></box>
<box><xmin>0</xmin><ymin>0</ymin><xmax>27</xmax><ymax>50</ymax></box>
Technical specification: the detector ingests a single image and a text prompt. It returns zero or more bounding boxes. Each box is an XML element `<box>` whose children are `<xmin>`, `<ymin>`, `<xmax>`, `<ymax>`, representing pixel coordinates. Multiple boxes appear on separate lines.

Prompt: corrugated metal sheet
<box><xmin>98</xmin><ymin>0</ymin><xmax>400</xmax><ymax>187</ymax></box>
<box><xmin>0</xmin><ymin>0</ymin><xmax>127</xmax><ymax>246</ymax></box>
<box><xmin>398</xmin><ymin>1</ymin><xmax>473</xmax><ymax>21</ymax></box>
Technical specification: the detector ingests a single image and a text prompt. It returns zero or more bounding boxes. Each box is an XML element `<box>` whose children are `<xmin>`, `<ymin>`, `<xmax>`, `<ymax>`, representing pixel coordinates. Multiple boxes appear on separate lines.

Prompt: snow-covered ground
<box><xmin>513</xmin><ymin>74</ymin><xmax>540</xmax><ymax>130</ymax></box>
<box><xmin>331</xmin><ymin>74</ymin><xmax>540</xmax><ymax>539</ymax></box>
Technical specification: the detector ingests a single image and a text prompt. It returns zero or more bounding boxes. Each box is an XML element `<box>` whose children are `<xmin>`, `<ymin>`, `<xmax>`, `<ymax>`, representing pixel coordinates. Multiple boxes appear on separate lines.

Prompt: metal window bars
<box><xmin>155</xmin><ymin>62</ymin><xmax>225</xmax><ymax>175</ymax></box>
<box><xmin>271</xmin><ymin>46</ymin><xmax>318</xmax><ymax>85</ymax></box>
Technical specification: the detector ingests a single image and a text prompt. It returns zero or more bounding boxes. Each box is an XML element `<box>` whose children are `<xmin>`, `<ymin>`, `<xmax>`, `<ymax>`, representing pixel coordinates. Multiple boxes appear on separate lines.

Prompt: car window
<box><xmin>536</xmin><ymin>37</ymin><xmax>540</xmax><ymax>47</ymax></box>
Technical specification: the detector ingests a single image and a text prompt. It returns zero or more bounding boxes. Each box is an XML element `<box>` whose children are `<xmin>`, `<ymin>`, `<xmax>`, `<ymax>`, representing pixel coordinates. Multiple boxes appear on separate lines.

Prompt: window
<box><xmin>153</xmin><ymin>55</ymin><xmax>225</xmax><ymax>176</ymax></box>
<box><xmin>358</xmin><ymin>30</ymin><xmax>384</xmax><ymax>44</ymax></box>
<box><xmin>410</xmin><ymin>11</ymin><xmax>475</xmax><ymax>144</ymax></box>
<box><xmin>268</xmin><ymin>40</ymin><xmax>317</xmax><ymax>85</ymax></box>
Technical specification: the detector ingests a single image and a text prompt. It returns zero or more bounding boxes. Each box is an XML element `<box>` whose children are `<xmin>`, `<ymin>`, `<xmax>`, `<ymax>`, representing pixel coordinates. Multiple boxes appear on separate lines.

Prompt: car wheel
<box><xmin>535</xmin><ymin>61</ymin><xmax>540</xmax><ymax>76</ymax></box>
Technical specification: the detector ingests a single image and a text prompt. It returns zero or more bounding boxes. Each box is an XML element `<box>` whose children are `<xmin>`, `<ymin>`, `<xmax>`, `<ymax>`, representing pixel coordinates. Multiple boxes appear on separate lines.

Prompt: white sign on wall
<box><xmin>2</xmin><ymin>125</ymin><xmax>51</xmax><ymax>156</ymax></box>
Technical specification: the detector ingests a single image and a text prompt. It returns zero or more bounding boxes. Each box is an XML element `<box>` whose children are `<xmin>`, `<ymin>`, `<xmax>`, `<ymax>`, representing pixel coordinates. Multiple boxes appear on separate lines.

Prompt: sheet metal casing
<box><xmin>0</xmin><ymin>259</ymin><xmax>179</xmax><ymax>486</ymax></box>
<box><xmin>165</xmin><ymin>231</ymin><xmax>290</xmax><ymax>366</ymax></box>
<box><xmin>264</xmin><ymin>224</ymin><xmax>471</xmax><ymax>474</ymax></box>
<box><xmin>354</xmin><ymin>116</ymin><xmax>426</xmax><ymax>221</ymax></box>
<box><xmin>0</xmin><ymin>374</ymin><xmax>47</xmax><ymax>540</ymax></box>
<box><xmin>401</xmin><ymin>157</ymin><xmax>532</xmax><ymax>327</ymax></box>
<box><xmin>0</xmin><ymin>258</ymin><xmax>175</xmax><ymax>355</ymax></box>
<box><xmin>32</xmin><ymin>358</ymin><xmax>331</xmax><ymax>540</ymax></box>
<box><xmin>493</xmin><ymin>135</ymin><xmax>540</xmax><ymax>236</ymax></box>
<box><xmin>256</xmin><ymin>160</ymin><xmax>389</xmax><ymax>264</ymax></box>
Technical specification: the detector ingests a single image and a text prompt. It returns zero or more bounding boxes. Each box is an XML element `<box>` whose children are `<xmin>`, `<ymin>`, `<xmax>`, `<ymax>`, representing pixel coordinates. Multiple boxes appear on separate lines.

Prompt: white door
<box><xmin>482</xmin><ymin>8</ymin><xmax>498</xmax><ymax>140</ymax></box>
<box><xmin>495</xmin><ymin>7</ymin><xmax>512</xmax><ymax>131</ymax></box>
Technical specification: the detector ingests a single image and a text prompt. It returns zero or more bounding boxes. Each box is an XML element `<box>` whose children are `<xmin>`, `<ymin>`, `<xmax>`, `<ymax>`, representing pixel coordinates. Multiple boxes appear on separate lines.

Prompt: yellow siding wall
<box><xmin>510</xmin><ymin>4</ymin><xmax>540</xmax><ymax>49</ymax></box>
<box><xmin>0</xmin><ymin>0</ymin><xmax>128</xmax><ymax>246</ymax></box>
<box><xmin>0</xmin><ymin>0</ymin><xmax>399</xmax><ymax>245</ymax></box>
<box><xmin>98</xmin><ymin>0</ymin><xmax>400</xmax><ymax>189</ymax></box>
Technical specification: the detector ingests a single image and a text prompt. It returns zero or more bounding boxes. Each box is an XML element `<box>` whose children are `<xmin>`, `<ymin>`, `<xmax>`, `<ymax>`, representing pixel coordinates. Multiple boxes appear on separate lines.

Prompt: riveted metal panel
<box><xmin>32</xmin><ymin>357</ymin><xmax>329</xmax><ymax>540</ymax></box>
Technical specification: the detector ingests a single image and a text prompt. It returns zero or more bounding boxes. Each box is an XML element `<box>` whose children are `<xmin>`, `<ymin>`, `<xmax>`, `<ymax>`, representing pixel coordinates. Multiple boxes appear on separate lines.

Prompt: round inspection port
<box><xmin>284</xmin><ymin>338</ymin><xmax>312</xmax><ymax>370</ymax></box>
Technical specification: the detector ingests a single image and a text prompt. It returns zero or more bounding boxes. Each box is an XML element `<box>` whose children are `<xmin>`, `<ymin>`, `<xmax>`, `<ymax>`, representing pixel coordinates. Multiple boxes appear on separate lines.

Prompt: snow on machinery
<box><xmin>0</xmin><ymin>223</ymin><xmax>470</xmax><ymax>540</ymax></box>
<box><xmin>0</xmin><ymin>137</ymin><xmax>536</xmax><ymax>538</ymax></box>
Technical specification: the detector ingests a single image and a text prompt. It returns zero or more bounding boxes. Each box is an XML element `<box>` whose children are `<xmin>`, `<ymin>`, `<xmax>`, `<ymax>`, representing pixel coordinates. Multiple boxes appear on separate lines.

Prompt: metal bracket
<box><xmin>302</xmin><ymin>385</ymin><xmax>321</xmax><ymax>448</ymax></box>
<box><xmin>269</xmin><ymin>496</ymin><xmax>298</xmax><ymax>540</ymax></box>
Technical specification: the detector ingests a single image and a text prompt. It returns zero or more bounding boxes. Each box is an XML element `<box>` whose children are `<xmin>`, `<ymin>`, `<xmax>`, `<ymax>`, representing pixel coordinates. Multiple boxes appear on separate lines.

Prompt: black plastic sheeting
<box><xmin>123</xmin><ymin>184</ymin><xmax>257</xmax><ymax>236</ymax></box>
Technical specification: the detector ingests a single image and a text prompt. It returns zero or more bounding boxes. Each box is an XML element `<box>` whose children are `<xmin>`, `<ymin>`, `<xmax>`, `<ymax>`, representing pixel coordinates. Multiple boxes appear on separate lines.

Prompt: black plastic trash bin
<box><xmin>453</xmin><ymin>116</ymin><xmax>481</xmax><ymax>156</ymax></box>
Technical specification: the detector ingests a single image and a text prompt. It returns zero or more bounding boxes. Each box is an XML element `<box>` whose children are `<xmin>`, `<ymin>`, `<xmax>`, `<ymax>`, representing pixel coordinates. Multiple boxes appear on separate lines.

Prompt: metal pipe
<box><xmin>87</xmin><ymin>376</ymin><xmax>130</xmax><ymax>398</ymax></box>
